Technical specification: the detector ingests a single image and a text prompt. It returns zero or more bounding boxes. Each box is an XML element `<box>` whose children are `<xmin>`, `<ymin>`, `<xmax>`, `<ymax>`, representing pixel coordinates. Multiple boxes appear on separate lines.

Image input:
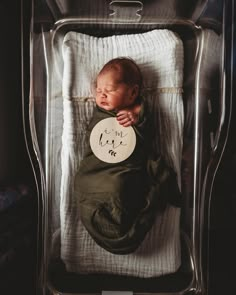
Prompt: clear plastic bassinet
<box><xmin>22</xmin><ymin>0</ymin><xmax>234</xmax><ymax>294</ymax></box>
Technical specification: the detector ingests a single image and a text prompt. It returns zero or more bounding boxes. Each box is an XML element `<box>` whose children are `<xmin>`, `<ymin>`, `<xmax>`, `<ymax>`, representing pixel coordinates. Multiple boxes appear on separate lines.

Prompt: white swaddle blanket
<box><xmin>60</xmin><ymin>29</ymin><xmax>184</xmax><ymax>277</ymax></box>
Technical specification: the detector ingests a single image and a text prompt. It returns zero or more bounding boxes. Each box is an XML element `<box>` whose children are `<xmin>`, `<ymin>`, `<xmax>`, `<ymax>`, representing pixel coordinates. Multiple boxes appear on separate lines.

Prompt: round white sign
<box><xmin>90</xmin><ymin>117</ymin><xmax>136</xmax><ymax>163</ymax></box>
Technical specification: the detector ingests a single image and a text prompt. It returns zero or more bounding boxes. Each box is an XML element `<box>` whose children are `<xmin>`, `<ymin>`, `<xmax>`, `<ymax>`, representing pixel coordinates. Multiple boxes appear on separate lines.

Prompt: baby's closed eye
<box><xmin>96</xmin><ymin>88</ymin><xmax>116</xmax><ymax>93</ymax></box>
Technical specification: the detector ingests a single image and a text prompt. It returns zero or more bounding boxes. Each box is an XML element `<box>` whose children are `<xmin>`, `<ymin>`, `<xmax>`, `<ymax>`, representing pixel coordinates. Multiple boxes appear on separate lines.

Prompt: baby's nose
<box><xmin>100</xmin><ymin>91</ymin><xmax>107</xmax><ymax>98</ymax></box>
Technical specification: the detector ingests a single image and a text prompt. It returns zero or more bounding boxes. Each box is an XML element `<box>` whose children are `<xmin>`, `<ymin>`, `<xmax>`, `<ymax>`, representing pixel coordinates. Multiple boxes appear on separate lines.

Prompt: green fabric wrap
<box><xmin>75</xmin><ymin>101</ymin><xmax>181</xmax><ymax>254</ymax></box>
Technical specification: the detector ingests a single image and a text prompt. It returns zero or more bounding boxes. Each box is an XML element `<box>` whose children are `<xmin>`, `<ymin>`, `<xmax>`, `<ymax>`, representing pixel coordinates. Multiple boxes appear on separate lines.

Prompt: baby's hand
<box><xmin>116</xmin><ymin>110</ymin><xmax>138</xmax><ymax>127</ymax></box>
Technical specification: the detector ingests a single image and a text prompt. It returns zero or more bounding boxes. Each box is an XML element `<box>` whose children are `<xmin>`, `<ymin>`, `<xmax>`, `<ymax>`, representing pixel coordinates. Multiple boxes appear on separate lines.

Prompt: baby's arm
<box><xmin>116</xmin><ymin>104</ymin><xmax>141</xmax><ymax>127</ymax></box>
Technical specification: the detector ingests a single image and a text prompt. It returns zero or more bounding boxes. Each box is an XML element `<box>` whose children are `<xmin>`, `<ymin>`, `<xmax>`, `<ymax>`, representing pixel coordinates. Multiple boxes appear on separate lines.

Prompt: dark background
<box><xmin>0</xmin><ymin>1</ymin><xmax>37</xmax><ymax>294</ymax></box>
<box><xmin>0</xmin><ymin>0</ymin><xmax>235</xmax><ymax>294</ymax></box>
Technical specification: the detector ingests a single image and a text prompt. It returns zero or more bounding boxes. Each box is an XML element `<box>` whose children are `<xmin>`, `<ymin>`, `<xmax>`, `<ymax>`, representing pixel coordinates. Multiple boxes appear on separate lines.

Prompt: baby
<box><xmin>75</xmin><ymin>58</ymin><xmax>181</xmax><ymax>254</ymax></box>
<box><xmin>95</xmin><ymin>57</ymin><xmax>142</xmax><ymax>127</ymax></box>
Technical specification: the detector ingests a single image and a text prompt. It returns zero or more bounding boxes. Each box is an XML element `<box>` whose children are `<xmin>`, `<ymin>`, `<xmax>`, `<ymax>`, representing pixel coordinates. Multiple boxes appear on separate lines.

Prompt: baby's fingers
<box><xmin>122</xmin><ymin>121</ymin><xmax>133</xmax><ymax>127</ymax></box>
<box><xmin>117</xmin><ymin>110</ymin><xmax>128</xmax><ymax>119</ymax></box>
<box><xmin>116</xmin><ymin>116</ymin><xmax>133</xmax><ymax>127</ymax></box>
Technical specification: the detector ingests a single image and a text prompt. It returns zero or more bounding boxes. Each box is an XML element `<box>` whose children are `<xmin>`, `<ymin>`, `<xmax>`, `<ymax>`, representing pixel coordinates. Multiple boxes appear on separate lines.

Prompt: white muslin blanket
<box><xmin>60</xmin><ymin>29</ymin><xmax>184</xmax><ymax>277</ymax></box>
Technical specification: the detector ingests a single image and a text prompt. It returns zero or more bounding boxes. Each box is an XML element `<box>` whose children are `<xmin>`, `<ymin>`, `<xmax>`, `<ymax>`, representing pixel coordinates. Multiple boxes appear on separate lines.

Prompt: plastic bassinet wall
<box><xmin>23</xmin><ymin>0</ymin><xmax>235</xmax><ymax>294</ymax></box>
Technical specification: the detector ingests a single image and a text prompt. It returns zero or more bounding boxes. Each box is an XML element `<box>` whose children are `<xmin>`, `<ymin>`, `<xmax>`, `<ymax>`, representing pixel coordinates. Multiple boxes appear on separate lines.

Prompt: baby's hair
<box><xmin>98</xmin><ymin>57</ymin><xmax>143</xmax><ymax>91</ymax></box>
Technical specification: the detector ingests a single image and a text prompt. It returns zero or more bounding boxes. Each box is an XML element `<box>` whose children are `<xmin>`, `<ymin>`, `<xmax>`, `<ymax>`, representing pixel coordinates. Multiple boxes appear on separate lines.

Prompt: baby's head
<box><xmin>95</xmin><ymin>57</ymin><xmax>142</xmax><ymax>111</ymax></box>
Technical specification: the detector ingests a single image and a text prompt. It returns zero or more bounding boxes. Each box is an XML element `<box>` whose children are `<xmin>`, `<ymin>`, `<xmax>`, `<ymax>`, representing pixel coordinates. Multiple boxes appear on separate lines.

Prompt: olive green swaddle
<box><xmin>75</xmin><ymin>100</ymin><xmax>181</xmax><ymax>254</ymax></box>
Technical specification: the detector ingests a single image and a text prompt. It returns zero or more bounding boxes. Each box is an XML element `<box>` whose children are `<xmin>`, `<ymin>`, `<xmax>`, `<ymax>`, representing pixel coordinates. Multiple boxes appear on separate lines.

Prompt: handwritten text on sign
<box><xmin>90</xmin><ymin>117</ymin><xmax>136</xmax><ymax>163</ymax></box>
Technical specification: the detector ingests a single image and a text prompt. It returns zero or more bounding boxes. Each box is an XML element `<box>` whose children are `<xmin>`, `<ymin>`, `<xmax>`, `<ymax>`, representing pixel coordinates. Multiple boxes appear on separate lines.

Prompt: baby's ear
<box><xmin>131</xmin><ymin>84</ymin><xmax>139</xmax><ymax>100</ymax></box>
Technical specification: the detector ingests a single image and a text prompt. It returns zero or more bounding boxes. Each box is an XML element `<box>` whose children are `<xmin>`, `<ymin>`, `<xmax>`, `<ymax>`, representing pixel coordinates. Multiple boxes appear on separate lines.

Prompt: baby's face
<box><xmin>95</xmin><ymin>70</ymin><xmax>137</xmax><ymax>111</ymax></box>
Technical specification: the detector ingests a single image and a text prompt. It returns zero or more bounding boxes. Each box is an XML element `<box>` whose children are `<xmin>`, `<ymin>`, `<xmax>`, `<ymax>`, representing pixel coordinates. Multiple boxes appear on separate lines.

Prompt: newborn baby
<box><xmin>75</xmin><ymin>57</ymin><xmax>181</xmax><ymax>254</ymax></box>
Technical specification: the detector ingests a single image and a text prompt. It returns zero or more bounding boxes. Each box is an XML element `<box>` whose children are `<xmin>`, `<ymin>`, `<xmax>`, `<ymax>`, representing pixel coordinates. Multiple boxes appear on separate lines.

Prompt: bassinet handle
<box><xmin>109</xmin><ymin>0</ymin><xmax>143</xmax><ymax>21</ymax></box>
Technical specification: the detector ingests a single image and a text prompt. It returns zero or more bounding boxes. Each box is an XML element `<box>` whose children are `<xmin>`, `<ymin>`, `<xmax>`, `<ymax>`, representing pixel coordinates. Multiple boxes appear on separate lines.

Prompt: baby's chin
<box><xmin>97</xmin><ymin>102</ymin><xmax>114</xmax><ymax>111</ymax></box>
